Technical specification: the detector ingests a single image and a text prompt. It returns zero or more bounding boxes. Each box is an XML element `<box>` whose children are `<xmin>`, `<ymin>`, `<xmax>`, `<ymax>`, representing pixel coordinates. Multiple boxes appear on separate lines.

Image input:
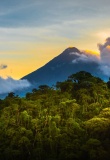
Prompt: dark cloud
<box><xmin>0</xmin><ymin>64</ymin><xmax>7</xmax><ymax>69</ymax></box>
<box><xmin>0</xmin><ymin>77</ymin><xmax>31</xmax><ymax>94</ymax></box>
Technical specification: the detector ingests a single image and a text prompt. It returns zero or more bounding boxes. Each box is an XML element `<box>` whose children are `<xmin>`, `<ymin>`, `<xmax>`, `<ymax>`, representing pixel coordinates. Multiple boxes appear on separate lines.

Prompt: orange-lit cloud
<box><xmin>84</xmin><ymin>50</ymin><xmax>99</xmax><ymax>55</ymax></box>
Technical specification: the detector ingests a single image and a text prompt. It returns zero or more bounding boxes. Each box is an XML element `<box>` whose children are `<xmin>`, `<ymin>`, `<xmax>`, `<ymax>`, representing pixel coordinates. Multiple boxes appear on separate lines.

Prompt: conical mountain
<box><xmin>21</xmin><ymin>47</ymin><xmax>107</xmax><ymax>86</ymax></box>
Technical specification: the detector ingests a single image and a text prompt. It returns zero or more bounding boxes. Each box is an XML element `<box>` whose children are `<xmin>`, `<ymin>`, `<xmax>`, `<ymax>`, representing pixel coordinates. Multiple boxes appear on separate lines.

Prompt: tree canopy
<box><xmin>0</xmin><ymin>71</ymin><xmax>110</xmax><ymax>160</ymax></box>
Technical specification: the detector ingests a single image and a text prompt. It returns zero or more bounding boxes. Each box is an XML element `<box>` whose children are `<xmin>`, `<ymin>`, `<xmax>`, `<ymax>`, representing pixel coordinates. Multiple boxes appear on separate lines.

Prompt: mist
<box><xmin>0</xmin><ymin>77</ymin><xmax>31</xmax><ymax>94</ymax></box>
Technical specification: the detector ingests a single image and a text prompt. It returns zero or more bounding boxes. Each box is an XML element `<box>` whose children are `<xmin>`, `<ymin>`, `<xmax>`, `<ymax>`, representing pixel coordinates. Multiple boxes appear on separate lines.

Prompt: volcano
<box><xmin>22</xmin><ymin>47</ymin><xmax>108</xmax><ymax>87</ymax></box>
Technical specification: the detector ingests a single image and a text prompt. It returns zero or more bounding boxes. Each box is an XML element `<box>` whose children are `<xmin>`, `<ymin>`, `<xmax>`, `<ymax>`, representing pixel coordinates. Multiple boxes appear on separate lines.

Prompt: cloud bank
<box><xmin>0</xmin><ymin>77</ymin><xmax>31</xmax><ymax>94</ymax></box>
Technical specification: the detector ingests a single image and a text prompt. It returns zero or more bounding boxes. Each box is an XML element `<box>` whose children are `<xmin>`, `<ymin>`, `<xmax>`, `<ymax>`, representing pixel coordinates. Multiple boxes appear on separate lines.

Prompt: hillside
<box><xmin>0</xmin><ymin>71</ymin><xmax>110</xmax><ymax>160</ymax></box>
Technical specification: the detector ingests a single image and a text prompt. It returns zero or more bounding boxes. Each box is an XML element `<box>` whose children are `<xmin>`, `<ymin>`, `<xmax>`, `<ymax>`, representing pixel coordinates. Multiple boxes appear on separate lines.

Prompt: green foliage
<box><xmin>0</xmin><ymin>71</ymin><xmax>110</xmax><ymax>160</ymax></box>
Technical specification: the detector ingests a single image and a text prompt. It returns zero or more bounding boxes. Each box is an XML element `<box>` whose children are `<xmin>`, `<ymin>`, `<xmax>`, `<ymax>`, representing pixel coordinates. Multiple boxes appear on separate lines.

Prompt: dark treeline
<box><xmin>0</xmin><ymin>71</ymin><xmax>110</xmax><ymax>160</ymax></box>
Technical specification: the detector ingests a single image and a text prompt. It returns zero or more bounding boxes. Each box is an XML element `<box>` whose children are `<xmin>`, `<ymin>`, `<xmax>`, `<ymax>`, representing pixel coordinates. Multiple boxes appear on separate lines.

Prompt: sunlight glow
<box><xmin>84</xmin><ymin>50</ymin><xmax>100</xmax><ymax>56</ymax></box>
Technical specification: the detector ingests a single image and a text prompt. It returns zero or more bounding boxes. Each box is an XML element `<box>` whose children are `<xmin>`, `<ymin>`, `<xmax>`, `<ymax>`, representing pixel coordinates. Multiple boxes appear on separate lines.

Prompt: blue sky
<box><xmin>0</xmin><ymin>0</ymin><xmax>110</xmax><ymax>79</ymax></box>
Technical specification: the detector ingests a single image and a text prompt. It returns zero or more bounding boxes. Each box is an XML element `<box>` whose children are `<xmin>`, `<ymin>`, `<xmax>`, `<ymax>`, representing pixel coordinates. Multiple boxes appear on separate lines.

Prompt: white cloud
<box><xmin>0</xmin><ymin>77</ymin><xmax>31</xmax><ymax>94</ymax></box>
<box><xmin>71</xmin><ymin>51</ymin><xmax>99</xmax><ymax>64</ymax></box>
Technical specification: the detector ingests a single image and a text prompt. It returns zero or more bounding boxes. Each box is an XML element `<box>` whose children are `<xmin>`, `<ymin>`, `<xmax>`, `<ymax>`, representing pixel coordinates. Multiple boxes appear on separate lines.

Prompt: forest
<box><xmin>0</xmin><ymin>71</ymin><xmax>110</xmax><ymax>160</ymax></box>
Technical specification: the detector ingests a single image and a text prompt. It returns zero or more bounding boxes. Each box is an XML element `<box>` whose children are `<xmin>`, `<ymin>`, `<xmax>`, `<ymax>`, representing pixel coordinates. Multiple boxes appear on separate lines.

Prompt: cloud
<box><xmin>99</xmin><ymin>65</ymin><xmax>110</xmax><ymax>77</ymax></box>
<box><xmin>0</xmin><ymin>64</ymin><xmax>7</xmax><ymax>69</ymax></box>
<box><xmin>98</xmin><ymin>37</ymin><xmax>110</xmax><ymax>76</ymax></box>
<box><xmin>71</xmin><ymin>51</ymin><xmax>99</xmax><ymax>64</ymax></box>
<box><xmin>98</xmin><ymin>37</ymin><xmax>110</xmax><ymax>51</ymax></box>
<box><xmin>69</xmin><ymin>37</ymin><xmax>110</xmax><ymax>78</ymax></box>
<box><xmin>98</xmin><ymin>37</ymin><xmax>110</xmax><ymax>64</ymax></box>
<box><xmin>0</xmin><ymin>77</ymin><xmax>31</xmax><ymax>94</ymax></box>
<box><xmin>70</xmin><ymin>38</ymin><xmax>110</xmax><ymax>77</ymax></box>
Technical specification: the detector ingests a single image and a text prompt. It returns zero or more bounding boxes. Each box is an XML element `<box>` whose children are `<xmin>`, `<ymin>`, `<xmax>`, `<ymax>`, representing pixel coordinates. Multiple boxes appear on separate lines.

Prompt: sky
<box><xmin>0</xmin><ymin>0</ymin><xmax>110</xmax><ymax>80</ymax></box>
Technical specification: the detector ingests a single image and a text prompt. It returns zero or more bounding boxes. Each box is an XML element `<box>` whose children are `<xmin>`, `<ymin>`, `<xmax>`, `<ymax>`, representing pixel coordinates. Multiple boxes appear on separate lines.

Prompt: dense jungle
<box><xmin>0</xmin><ymin>71</ymin><xmax>110</xmax><ymax>160</ymax></box>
